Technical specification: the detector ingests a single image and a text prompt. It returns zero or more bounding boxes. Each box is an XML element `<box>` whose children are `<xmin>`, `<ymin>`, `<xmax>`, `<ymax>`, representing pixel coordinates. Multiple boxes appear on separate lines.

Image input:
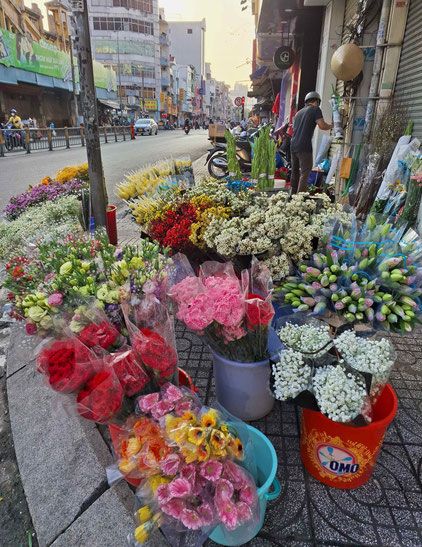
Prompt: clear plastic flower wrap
<box><xmin>334</xmin><ymin>329</ymin><xmax>396</xmax><ymax>406</ymax></box>
<box><xmin>168</xmin><ymin>255</ymin><xmax>275</xmax><ymax>363</ymax></box>
<box><xmin>320</xmin><ymin>213</ymin><xmax>358</xmax><ymax>259</ymax></box>
<box><xmin>36</xmin><ymin>336</ymin><xmax>95</xmax><ymax>394</ymax></box>
<box><xmin>105</xmin><ymin>384</ymin><xmax>261</xmax><ymax>546</ymax></box>
<box><xmin>271</xmin><ymin>347</ymin><xmax>372</xmax><ymax>426</ymax></box>
<box><xmin>275</xmin><ymin>314</ymin><xmax>333</xmax><ymax>357</ymax></box>
<box><xmin>122</xmin><ymin>297</ymin><xmax>179</xmax><ymax>389</ymax></box>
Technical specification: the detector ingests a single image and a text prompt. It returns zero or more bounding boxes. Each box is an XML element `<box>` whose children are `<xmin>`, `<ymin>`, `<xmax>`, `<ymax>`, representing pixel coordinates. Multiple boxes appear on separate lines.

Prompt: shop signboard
<box><xmin>0</xmin><ymin>27</ymin><xmax>116</xmax><ymax>90</ymax></box>
<box><xmin>141</xmin><ymin>99</ymin><xmax>158</xmax><ymax>111</ymax></box>
<box><xmin>179</xmin><ymin>88</ymin><xmax>184</xmax><ymax>100</ymax></box>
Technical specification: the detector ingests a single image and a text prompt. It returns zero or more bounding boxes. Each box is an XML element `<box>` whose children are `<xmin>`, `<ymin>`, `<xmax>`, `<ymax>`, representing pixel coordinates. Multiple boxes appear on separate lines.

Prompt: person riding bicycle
<box><xmin>8</xmin><ymin>109</ymin><xmax>23</xmax><ymax>129</ymax></box>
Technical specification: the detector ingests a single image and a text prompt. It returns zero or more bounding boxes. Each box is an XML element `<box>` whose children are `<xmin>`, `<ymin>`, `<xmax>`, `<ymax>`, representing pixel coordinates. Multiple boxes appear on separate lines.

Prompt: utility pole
<box><xmin>71</xmin><ymin>0</ymin><xmax>107</xmax><ymax>227</ymax></box>
<box><xmin>69</xmin><ymin>32</ymin><xmax>79</xmax><ymax>126</ymax></box>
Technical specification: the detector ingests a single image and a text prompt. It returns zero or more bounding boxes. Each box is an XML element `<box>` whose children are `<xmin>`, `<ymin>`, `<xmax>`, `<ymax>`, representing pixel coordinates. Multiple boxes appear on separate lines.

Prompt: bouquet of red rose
<box><xmin>37</xmin><ymin>337</ymin><xmax>95</xmax><ymax>393</ymax></box>
<box><xmin>169</xmin><ymin>255</ymin><xmax>275</xmax><ymax>362</ymax></box>
<box><xmin>123</xmin><ymin>296</ymin><xmax>178</xmax><ymax>390</ymax></box>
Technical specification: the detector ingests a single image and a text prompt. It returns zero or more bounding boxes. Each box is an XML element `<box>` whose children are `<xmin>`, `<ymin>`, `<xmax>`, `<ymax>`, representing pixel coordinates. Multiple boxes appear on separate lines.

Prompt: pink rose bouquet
<box><xmin>169</xmin><ymin>256</ymin><xmax>274</xmax><ymax>362</ymax></box>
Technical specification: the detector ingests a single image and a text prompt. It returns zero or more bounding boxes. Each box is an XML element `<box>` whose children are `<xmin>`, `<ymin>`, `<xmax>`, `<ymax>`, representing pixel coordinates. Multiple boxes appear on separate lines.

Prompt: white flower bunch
<box><xmin>263</xmin><ymin>253</ymin><xmax>290</xmax><ymax>281</ymax></box>
<box><xmin>279</xmin><ymin>220</ymin><xmax>314</xmax><ymax>264</ymax></box>
<box><xmin>0</xmin><ymin>196</ymin><xmax>82</xmax><ymax>261</ymax></box>
<box><xmin>278</xmin><ymin>321</ymin><xmax>332</xmax><ymax>356</ymax></box>
<box><xmin>334</xmin><ymin>330</ymin><xmax>395</xmax><ymax>402</ymax></box>
<box><xmin>238</xmin><ymin>235</ymin><xmax>272</xmax><ymax>255</ymax></box>
<box><xmin>313</xmin><ymin>364</ymin><xmax>367</xmax><ymax>422</ymax></box>
<box><xmin>272</xmin><ymin>348</ymin><xmax>312</xmax><ymax>401</ymax></box>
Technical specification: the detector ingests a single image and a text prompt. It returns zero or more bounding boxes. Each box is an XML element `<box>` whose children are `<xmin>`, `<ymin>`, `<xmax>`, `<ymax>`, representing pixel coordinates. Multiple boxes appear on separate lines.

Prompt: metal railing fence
<box><xmin>0</xmin><ymin>125</ymin><xmax>132</xmax><ymax>157</ymax></box>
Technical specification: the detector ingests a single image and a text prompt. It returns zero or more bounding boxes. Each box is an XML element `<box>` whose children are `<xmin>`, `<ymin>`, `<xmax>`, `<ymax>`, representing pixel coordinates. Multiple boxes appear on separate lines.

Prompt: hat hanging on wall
<box><xmin>331</xmin><ymin>43</ymin><xmax>364</xmax><ymax>81</ymax></box>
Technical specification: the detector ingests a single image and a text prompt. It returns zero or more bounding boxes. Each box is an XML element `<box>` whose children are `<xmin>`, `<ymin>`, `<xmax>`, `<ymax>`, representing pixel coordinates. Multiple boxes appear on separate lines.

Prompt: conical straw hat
<box><xmin>331</xmin><ymin>43</ymin><xmax>364</xmax><ymax>81</ymax></box>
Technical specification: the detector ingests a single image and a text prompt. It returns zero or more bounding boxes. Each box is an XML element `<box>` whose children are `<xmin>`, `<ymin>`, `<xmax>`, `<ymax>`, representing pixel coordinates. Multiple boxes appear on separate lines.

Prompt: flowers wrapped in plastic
<box><xmin>106</xmin><ymin>384</ymin><xmax>261</xmax><ymax>546</ymax></box>
<box><xmin>123</xmin><ymin>296</ymin><xmax>178</xmax><ymax>389</ymax></box>
<box><xmin>334</xmin><ymin>329</ymin><xmax>396</xmax><ymax>406</ymax></box>
<box><xmin>168</xmin><ymin>255</ymin><xmax>274</xmax><ymax>362</ymax></box>
<box><xmin>271</xmin><ymin>345</ymin><xmax>371</xmax><ymax>426</ymax></box>
<box><xmin>275</xmin><ymin>213</ymin><xmax>422</xmax><ymax>333</ymax></box>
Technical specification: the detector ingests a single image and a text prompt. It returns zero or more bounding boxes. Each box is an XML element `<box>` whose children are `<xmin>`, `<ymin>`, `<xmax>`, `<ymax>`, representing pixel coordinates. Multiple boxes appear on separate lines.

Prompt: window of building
<box><xmin>187</xmin><ymin>29</ymin><xmax>192</xmax><ymax>34</ymax></box>
<box><xmin>112</xmin><ymin>0</ymin><xmax>153</xmax><ymax>12</ymax></box>
<box><xmin>92</xmin><ymin>16</ymin><xmax>153</xmax><ymax>35</ymax></box>
<box><xmin>94</xmin><ymin>39</ymin><xmax>154</xmax><ymax>57</ymax></box>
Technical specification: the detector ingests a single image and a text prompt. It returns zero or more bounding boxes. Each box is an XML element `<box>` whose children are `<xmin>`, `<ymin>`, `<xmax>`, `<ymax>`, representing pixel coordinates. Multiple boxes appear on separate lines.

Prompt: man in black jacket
<box><xmin>290</xmin><ymin>91</ymin><xmax>333</xmax><ymax>194</ymax></box>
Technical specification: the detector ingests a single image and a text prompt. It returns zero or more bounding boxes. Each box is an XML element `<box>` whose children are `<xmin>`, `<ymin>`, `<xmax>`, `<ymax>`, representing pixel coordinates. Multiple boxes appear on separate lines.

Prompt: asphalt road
<box><xmin>0</xmin><ymin>130</ymin><xmax>210</xmax><ymax>212</ymax></box>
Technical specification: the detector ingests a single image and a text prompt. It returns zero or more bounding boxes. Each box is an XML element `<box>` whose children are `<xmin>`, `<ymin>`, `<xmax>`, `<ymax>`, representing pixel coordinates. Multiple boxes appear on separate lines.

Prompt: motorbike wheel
<box><xmin>208</xmin><ymin>153</ymin><xmax>228</xmax><ymax>179</ymax></box>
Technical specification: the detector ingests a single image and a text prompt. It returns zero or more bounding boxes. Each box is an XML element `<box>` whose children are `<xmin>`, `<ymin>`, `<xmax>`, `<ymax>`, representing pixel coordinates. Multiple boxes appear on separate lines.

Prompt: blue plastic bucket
<box><xmin>210</xmin><ymin>349</ymin><xmax>274</xmax><ymax>421</ymax></box>
<box><xmin>209</xmin><ymin>425</ymin><xmax>281</xmax><ymax>546</ymax></box>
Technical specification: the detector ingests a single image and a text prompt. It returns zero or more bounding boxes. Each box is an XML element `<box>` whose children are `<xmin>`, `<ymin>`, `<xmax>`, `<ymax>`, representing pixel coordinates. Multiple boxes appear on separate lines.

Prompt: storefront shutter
<box><xmin>395</xmin><ymin>0</ymin><xmax>422</xmax><ymax>141</ymax></box>
<box><xmin>335</xmin><ymin>0</ymin><xmax>360</xmax><ymax>99</ymax></box>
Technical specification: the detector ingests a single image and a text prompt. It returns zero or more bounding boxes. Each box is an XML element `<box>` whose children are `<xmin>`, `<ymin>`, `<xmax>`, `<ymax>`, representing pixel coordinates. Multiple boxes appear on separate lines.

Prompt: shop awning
<box><xmin>250</xmin><ymin>66</ymin><xmax>267</xmax><ymax>80</ymax></box>
<box><xmin>98</xmin><ymin>99</ymin><xmax>121</xmax><ymax>110</ymax></box>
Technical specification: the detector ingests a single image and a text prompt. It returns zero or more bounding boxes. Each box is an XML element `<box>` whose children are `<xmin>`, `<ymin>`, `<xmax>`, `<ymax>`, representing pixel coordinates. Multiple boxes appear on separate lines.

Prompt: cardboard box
<box><xmin>208</xmin><ymin>123</ymin><xmax>226</xmax><ymax>139</ymax></box>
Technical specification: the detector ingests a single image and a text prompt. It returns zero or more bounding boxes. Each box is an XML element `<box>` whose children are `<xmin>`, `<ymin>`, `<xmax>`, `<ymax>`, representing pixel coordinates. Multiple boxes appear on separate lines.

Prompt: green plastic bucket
<box><xmin>209</xmin><ymin>425</ymin><xmax>281</xmax><ymax>546</ymax></box>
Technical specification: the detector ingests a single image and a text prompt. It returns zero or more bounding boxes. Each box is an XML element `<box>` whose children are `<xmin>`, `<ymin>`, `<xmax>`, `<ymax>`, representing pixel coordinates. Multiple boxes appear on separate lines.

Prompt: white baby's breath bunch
<box><xmin>272</xmin><ymin>348</ymin><xmax>312</xmax><ymax>401</ymax></box>
<box><xmin>334</xmin><ymin>330</ymin><xmax>395</xmax><ymax>403</ymax></box>
<box><xmin>278</xmin><ymin>321</ymin><xmax>332</xmax><ymax>356</ymax></box>
<box><xmin>263</xmin><ymin>253</ymin><xmax>290</xmax><ymax>281</ymax></box>
<box><xmin>313</xmin><ymin>364</ymin><xmax>367</xmax><ymax>422</ymax></box>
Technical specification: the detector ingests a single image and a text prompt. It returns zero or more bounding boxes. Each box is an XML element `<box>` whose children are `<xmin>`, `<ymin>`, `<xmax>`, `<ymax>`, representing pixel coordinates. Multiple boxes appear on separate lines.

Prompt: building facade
<box><xmin>0</xmin><ymin>0</ymin><xmax>116</xmax><ymax>126</ymax></box>
<box><xmin>88</xmin><ymin>0</ymin><xmax>161</xmax><ymax>119</ymax></box>
<box><xmin>167</xmin><ymin>19</ymin><xmax>205</xmax><ymax>81</ymax></box>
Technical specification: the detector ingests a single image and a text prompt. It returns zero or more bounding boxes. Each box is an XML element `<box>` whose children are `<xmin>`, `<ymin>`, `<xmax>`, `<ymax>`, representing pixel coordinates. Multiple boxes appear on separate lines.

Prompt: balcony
<box><xmin>161</xmin><ymin>77</ymin><xmax>170</xmax><ymax>87</ymax></box>
<box><xmin>159</xmin><ymin>35</ymin><xmax>169</xmax><ymax>46</ymax></box>
<box><xmin>160</xmin><ymin>56</ymin><xmax>169</xmax><ymax>67</ymax></box>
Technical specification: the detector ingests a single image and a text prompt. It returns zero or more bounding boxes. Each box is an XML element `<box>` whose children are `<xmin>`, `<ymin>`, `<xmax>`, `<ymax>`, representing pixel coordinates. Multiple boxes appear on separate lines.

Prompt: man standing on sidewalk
<box><xmin>290</xmin><ymin>91</ymin><xmax>333</xmax><ymax>194</ymax></box>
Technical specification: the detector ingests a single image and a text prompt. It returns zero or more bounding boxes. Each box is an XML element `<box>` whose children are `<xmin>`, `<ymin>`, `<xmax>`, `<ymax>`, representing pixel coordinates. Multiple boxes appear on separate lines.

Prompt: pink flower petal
<box><xmin>236</xmin><ymin>502</ymin><xmax>253</xmax><ymax>524</ymax></box>
<box><xmin>181</xmin><ymin>508</ymin><xmax>203</xmax><ymax>530</ymax></box>
<box><xmin>200</xmin><ymin>459</ymin><xmax>223</xmax><ymax>482</ymax></box>
<box><xmin>156</xmin><ymin>484</ymin><xmax>172</xmax><ymax>504</ymax></box>
<box><xmin>169</xmin><ymin>477</ymin><xmax>191</xmax><ymax>498</ymax></box>
<box><xmin>137</xmin><ymin>392</ymin><xmax>159</xmax><ymax>413</ymax></box>
<box><xmin>160</xmin><ymin>454</ymin><xmax>181</xmax><ymax>476</ymax></box>
<box><xmin>216</xmin><ymin>496</ymin><xmax>238</xmax><ymax>530</ymax></box>
<box><xmin>163</xmin><ymin>384</ymin><xmax>184</xmax><ymax>403</ymax></box>
<box><xmin>215</xmin><ymin>478</ymin><xmax>234</xmax><ymax>500</ymax></box>
<box><xmin>198</xmin><ymin>503</ymin><xmax>214</xmax><ymax>526</ymax></box>
<box><xmin>161</xmin><ymin>499</ymin><xmax>186</xmax><ymax>519</ymax></box>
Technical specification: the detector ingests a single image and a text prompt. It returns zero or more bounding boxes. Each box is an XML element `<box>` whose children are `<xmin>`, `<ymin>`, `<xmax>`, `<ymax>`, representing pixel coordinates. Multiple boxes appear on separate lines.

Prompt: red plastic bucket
<box><xmin>300</xmin><ymin>383</ymin><xmax>397</xmax><ymax>489</ymax></box>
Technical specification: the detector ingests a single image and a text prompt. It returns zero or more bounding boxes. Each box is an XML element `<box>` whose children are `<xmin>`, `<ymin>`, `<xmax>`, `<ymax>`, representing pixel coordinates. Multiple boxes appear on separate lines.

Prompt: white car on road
<box><xmin>134</xmin><ymin>118</ymin><xmax>158</xmax><ymax>136</ymax></box>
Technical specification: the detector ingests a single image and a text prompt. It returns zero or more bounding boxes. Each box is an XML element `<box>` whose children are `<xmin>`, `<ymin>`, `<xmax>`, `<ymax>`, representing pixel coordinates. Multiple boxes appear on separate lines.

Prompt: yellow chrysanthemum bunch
<box><xmin>55</xmin><ymin>163</ymin><xmax>89</xmax><ymax>183</ymax></box>
<box><xmin>117</xmin><ymin>159</ymin><xmax>177</xmax><ymax>200</ymax></box>
<box><xmin>189</xmin><ymin>199</ymin><xmax>233</xmax><ymax>250</ymax></box>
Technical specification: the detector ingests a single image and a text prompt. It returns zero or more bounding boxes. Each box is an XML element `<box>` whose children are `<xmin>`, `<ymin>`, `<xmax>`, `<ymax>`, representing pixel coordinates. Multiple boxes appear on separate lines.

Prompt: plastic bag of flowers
<box><xmin>272</xmin><ymin>347</ymin><xmax>372</xmax><ymax>425</ymax></box>
<box><xmin>168</xmin><ymin>254</ymin><xmax>275</xmax><ymax>363</ymax></box>
<box><xmin>334</xmin><ymin>329</ymin><xmax>396</xmax><ymax>407</ymax></box>
<box><xmin>36</xmin><ymin>336</ymin><xmax>132</xmax><ymax>424</ymax></box>
<box><xmin>275</xmin><ymin>314</ymin><xmax>333</xmax><ymax>357</ymax></box>
<box><xmin>106</xmin><ymin>384</ymin><xmax>261</xmax><ymax>546</ymax></box>
<box><xmin>65</xmin><ymin>298</ymin><xmax>126</xmax><ymax>355</ymax></box>
<box><xmin>320</xmin><ymin>211</ymin><xmax>357</xmax><ymax>258</ymax></box>
<box><xmin>121</xmin><ymin>298</ymin><xmax>178</xmax><ymax>389</ymax></box>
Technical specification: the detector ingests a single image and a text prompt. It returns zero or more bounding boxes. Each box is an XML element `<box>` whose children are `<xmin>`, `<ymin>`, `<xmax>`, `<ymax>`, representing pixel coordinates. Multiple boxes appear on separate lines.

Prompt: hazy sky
<box><xmin>28</xmin><ymin>0</ymin><xmax>255</xmax><ymax>88</ymax></box>
<box><xmin>159</xmin><ymin>0</ymin><xmax>255</xmax><ymax>88</ymax></box>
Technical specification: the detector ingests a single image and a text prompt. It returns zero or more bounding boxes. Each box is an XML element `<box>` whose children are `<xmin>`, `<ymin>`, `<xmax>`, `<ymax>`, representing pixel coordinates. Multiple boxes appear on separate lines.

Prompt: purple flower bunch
<box><xmin>4</xmin><ymin>180</ymin><xmax>87</xmax><ymax>221</ymax></box>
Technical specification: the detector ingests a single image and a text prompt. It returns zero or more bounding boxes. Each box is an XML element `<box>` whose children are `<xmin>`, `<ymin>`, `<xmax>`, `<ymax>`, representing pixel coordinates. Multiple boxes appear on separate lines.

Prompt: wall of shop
<box><xmin>395</xmin><ymin>0</ymin><xmax>422</xmax><ymax>142</ymax></box>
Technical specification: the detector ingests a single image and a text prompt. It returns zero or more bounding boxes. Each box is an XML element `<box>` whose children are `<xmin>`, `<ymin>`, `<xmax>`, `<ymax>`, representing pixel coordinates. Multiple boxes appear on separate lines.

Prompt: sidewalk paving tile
<box><xmin>7</xmin><ymin>365</ymin><xmax>113</xmax><ymax>546</ymax></box>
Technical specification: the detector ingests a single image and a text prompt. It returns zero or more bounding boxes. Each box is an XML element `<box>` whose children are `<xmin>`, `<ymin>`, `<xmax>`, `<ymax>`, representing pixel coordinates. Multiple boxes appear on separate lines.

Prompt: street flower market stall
<box><xmin>3</xmin><ymin>138</ymin><xmax>422</xmax><ymax>545</ymax></box>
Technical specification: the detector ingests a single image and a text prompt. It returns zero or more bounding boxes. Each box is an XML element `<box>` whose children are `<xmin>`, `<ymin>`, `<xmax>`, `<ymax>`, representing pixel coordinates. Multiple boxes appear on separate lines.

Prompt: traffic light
<box><xmin>241</xmin><ymin>96</ymin><xmax>245</xmax><ymax>105</ymax></box>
